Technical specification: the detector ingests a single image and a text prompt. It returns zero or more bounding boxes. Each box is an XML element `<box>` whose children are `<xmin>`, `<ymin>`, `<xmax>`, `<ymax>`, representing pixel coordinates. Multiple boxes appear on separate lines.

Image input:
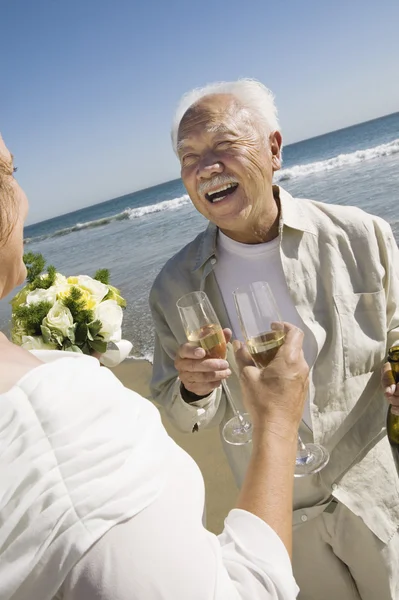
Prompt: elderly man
<box><xmin>149</xmin><ymin>79</ymin><xmax>399</xmax><ymax>599</ymax></box>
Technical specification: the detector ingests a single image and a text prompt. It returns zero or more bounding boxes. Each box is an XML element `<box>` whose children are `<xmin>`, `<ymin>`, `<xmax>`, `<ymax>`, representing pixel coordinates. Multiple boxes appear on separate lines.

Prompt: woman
<box><xmin>0</xmin><ymin>134</ymin><xmax>309</xmax><ymax>600</ymax></box>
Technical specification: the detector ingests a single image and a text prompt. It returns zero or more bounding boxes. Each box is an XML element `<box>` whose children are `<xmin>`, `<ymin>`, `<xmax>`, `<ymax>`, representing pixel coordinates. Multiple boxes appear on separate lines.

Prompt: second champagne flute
<box><xmin>233</xmin><ymin>281</ymin><xmax>330</xmax><ymax>476</ymax></box>
<box><xmin>177</xmin><ymin>291</ymin><xmax>252</xmax><ymax>445</ymax></box>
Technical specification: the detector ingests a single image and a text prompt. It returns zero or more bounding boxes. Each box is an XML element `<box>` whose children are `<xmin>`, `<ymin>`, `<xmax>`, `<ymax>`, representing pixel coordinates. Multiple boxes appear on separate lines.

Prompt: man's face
<box><xmin>177</xmin><ymin>94</ymin><xmax>282</xmax><ymax>236</ymax></box>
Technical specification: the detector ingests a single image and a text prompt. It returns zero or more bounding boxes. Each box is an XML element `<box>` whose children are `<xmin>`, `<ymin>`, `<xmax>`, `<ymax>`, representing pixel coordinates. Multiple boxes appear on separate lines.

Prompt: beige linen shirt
<box><xmin>150</xmin><ymin>186</ymin><xmax>399</xmax><ymax>545</ymax></box>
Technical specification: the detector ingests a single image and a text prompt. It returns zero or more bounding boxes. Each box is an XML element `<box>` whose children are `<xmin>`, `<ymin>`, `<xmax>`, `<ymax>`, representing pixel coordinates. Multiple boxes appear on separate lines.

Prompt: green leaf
<box><xmin>104</xmin><ymin>285</ymin><xmax>127</xmax><ymax>308</ymax></box>
<box><xmin>94</xmin><ymin>269</ymin><xmax>110</xmax><ymax>285</ymax></box>
<box><xmin>23</xmin><ymin>252</ymin><xmax>46</xmax><ymax>284</ymax></box>
<box><xmin>21</xmin><ymin>252</ymin><xmax>57</xmax><ymax>290</ymax></box>
<box><xmin>40</xmin><ymin>324</ymin><xmax>64</xmax><ymax>347</ymax></box>
<box><xmin>75</xmin><ymin>323</ymin><xmax>88</xmax><ymax>344</ymax></box>
<box><xmin>88</xmin><ymin>319</ymin><xmax>102</xmax><ymax>339</ymax></box>
<box><xmin>67</xmin><ymin>326</ymin><xmax>76</xmax><ymax>344</ymax></box>
<box><xmin>69</xmin><ymin>345</ymin><xmax>83</xmax><ymax>353</ymax></box>
<box><xmin>40</xmin><ymin>324</ymin><xmax>52</xmax><ymax>344</ymax></box>
<box><xmin>89</xmin><ymin>339</ymin><xmax>107</xmax><ymax>354</ymax></box>
<box><xmin>35</xmin><ymin>265</ymin><xmax>57</xmax><ymax>290</ymax></box>
<box><xmin>81</xmin><ymin>342</ymin><xmax>92</xmax><ymax>355</ymax></box>
<box><xmin>53</xmin><ymin>331</ymin><xmax>65</xmax><ymax>346</ymax></box>
<box><xmin>13</xmin><ymin>301</ymin><xmax>52</xmax><ymax>337</ymax></box>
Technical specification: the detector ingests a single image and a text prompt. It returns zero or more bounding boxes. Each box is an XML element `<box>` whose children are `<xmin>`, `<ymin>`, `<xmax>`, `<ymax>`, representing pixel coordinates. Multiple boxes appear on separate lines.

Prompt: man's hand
<box><xmin>381</xmin><ymin>361</ymin><xmax>399</xmax><ymax>415</ymax></box>
<box><xmin>234</xmin><ymin>323</ymin><xmax>309</xmax><ymax>439</ymax></box>
<box><xmin>175</xmin><ymin>328</ymin><xmax>232</xmax><ymax>399</ymax></box>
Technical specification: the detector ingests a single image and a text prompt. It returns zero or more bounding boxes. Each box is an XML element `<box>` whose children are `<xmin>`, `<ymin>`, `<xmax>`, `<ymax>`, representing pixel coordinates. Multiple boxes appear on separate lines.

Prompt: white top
<box><xmin>214</xmin><ymin>231</ymin><xmax>317</xmax><ymax>430</ymax></box>
<box><xmin>0</xmin><ymin>351</ymin><xmax>299</xmax><ymax>600</ymax></box>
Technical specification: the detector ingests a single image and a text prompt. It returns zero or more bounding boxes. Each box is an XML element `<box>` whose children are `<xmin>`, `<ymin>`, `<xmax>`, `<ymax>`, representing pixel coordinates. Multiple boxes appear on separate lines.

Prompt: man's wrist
<box><xmin>180</xmin><ymin>382</ymin><xmax>210</xmax><ymax>404</ymax></box>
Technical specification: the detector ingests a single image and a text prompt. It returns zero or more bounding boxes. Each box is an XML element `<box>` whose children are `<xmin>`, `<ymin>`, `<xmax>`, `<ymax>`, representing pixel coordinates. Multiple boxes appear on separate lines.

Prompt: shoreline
<box><xmin>113</xmin><ymin>358</ymin><xmax>238</xmax><ymax>535</ymax></box>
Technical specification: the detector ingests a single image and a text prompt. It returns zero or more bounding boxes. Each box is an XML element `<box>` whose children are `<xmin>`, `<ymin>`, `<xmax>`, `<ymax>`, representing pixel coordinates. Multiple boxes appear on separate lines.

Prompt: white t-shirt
<box><xmin>214</xmin><ymin>230</ymin><xmax>317</xmax><ymax>430</ymax></box>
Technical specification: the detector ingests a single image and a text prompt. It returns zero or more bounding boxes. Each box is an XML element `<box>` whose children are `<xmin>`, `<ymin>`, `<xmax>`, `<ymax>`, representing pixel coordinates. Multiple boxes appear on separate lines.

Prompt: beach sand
<box><xmin>113</xmin><ymin>359</ymin><xmax>238</xmax><ymax>535</ymax></box>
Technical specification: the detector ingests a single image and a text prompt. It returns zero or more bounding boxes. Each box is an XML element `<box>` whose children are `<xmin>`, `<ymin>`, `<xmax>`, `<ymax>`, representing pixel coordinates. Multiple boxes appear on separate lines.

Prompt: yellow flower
<box><xmin>67</xmin><ymin>276</ymin><xmax>79</xmax><ymax>285</ymax></box>
<box><xmin>78</xmin><ymin>289</ymin><xmax>98</xmax><ymax>311</ymax></box>
<box><xmin>56</xmin><ymin>288</ymin><xmax>71</xmax><ymax>302</ymax></box>
<box><xmin>58</xmin><ymin>286</ymin><xmax>98</xmax><ymax>311</ymax></box>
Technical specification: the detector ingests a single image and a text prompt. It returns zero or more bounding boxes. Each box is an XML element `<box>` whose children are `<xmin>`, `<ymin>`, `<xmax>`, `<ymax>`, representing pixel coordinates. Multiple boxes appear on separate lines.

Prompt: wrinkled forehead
<box><xmin>177</xmin><ymin>95</ymin><xmax>253</xmax><ymax>150</ymax></box>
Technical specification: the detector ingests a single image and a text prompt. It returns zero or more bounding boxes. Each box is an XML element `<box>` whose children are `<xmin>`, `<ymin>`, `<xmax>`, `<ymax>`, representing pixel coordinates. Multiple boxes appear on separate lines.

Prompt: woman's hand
<box><xmin>234</xmin><ymin>322</ymin><xmax>309</xmax><ymax>441</ymax></box>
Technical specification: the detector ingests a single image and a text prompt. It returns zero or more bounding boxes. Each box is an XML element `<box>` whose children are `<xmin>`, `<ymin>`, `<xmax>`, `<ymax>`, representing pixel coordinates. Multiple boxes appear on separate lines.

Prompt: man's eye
<box><xmin>216</xmin><ymin>141</ymin><xmax>232</xmax><ymax>150</ymax></box>
<box><xmin>182</xmin><ymin>155</ymin><xmax>197</xmax><ymax>165</ymax></box>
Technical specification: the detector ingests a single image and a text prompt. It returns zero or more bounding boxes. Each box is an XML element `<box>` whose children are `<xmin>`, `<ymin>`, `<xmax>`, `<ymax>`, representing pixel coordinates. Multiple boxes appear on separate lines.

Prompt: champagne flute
<box><xmin>177</xmin><ymin>291</ymin><xmax>253</xmax><ymax>445</ymax></box>
<box><xmin>233</xmin><ymin>281</ymin><xmax>330</xmax><ymax>476</ymax></box>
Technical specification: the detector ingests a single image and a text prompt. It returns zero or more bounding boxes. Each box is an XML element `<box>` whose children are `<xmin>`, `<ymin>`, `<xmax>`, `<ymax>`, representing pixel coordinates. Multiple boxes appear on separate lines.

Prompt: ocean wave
<box><xmin>24</xmin><ymin>194</ymin><xmax>190</xmax><ymax>244</ymax></box>
<box><xmin>276</xmin><ymin>138</ymin><xmax>399</xmax><ymax>182</ymax></box>
<box><xmin>24</xmin><ymin>138</ymin><xmax>399</xmax><ymax>245</ymax></box>
<box><xmin>126</xmin><ymin>351</ymin><xmax>154</xmax><ymax>364</ymax></box>
<box><xmin>127</xmin><ymin>194</ymin><xmax>190</xmax><ymax>219</ymax></box>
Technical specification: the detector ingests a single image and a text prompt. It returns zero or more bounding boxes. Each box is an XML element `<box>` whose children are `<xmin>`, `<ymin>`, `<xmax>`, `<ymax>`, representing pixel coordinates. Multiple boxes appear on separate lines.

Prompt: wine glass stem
<box><xmin>221</xmin><ymin>380</ymin><xmax>246</xmax><ymax>426</ymax></box>
<box><xmin>297</xmin><ymin>435</ymin><xmax>310</xmax><ymax>459</ymax></box>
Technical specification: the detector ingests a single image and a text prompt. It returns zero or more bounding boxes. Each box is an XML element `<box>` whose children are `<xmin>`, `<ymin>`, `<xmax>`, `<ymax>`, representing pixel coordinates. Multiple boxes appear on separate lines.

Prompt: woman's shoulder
<box><xmin>0</xmin><ymin>336</ymin><xmax>42</xmax><ymax>395</ymax></box>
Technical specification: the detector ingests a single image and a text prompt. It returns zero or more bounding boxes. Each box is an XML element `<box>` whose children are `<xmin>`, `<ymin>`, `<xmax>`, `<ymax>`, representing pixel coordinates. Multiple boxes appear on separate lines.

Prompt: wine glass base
<box><xmin>294</xmin><ymin>443</ymin><xmax>330</xmax><ymax>477</ymax></box>
<box><xmin>223</xmin><ymin>414</ymin><xmax>253</xmax><ymax>446</ymax></box>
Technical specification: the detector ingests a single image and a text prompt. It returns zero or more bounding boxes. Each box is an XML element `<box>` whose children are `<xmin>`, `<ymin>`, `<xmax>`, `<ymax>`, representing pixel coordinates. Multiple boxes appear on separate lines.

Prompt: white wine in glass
<box><xmin>246</xmin><ymin>330</ymin><xmax>286</xmax><ymax>368</ymax></box>
<box><xmin>233</xmin><ymin>281</ymin><xmax>330</xmax><ymax>477</ymax></box>
<box><xmin>177</xmin><ymin>291</ymin><xmax>252</xmax><ymax>445</ymax></box>
<box><xmin>188</xmin><ymin>323</ymin><xmax>227</xmax><ymax>359</ymax></box>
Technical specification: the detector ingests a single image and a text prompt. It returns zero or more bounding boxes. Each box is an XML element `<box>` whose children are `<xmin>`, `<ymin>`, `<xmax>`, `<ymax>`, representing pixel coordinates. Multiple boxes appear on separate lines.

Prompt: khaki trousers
<box><xmin>291</xmin><ymin>421</ymin><xmax>399</xmax><ymax>599</ymax></box>
<box><xmin>293</xmin><ymin>497</ymin><xmax>399</xmax><ymax>600</ymax></box>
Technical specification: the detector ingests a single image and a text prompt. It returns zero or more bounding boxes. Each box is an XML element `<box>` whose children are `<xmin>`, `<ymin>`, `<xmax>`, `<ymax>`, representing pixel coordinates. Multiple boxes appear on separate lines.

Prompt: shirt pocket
<box><xmin>333</xmin><ymin>290</ymin><xmax>387</xmax><ymax>379</ymax></box>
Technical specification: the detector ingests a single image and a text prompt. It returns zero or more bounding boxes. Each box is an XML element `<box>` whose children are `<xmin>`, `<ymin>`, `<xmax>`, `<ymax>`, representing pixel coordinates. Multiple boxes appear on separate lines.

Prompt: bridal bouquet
<box><xmin>10</xmin><ymin>253</ymin><xmax>131</xmax><ymax>365</ymax></box>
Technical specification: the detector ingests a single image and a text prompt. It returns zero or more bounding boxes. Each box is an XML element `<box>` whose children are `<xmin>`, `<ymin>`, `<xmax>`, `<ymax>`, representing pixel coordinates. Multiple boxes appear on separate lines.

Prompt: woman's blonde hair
<box><xmin>0</xmin><ymin>152</ymin><xmax>17</xmax><ymax>244</ymax></box>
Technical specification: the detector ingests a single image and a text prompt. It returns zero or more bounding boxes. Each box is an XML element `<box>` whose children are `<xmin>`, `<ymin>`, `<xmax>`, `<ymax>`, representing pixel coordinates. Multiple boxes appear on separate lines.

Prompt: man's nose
<box><xmin>197</xmin><ymin>155</ymin><xmax>224</xmax><ymax>179</ymax></box>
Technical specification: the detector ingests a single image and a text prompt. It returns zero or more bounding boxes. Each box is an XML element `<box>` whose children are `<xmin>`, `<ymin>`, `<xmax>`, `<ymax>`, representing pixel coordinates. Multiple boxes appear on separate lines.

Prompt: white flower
<box><xmin>68</xmin><ymin>275</ymin><xmax>108</xmax><ymax>303</ymax></box>
<box><xmin>42</xmin><ymin>301</ymin><xmax>74</xmax><ymax>338</ymax></box>
<box><xmin>26</xmin><ymin>287</ymin><xmax>57</xmax><ymax>305</ymax></box>
<box><xmin>95</xmin><ymin>300</ymin><xmax>123</xmax><ymax>342</ymax></box>
<box><xmin>21</xmin><ymin>335</ymin><xmax>57</xmax><ymax>350</ymax></box>
<box><xmin>53</xmin><ymin>274</ymin><xmax>70</xmax><ymax>295</ymax></box>
<box><xmin>54</xmin><ymin>273</ymin><xmax>68</xmax><ymax>286</ymax></box>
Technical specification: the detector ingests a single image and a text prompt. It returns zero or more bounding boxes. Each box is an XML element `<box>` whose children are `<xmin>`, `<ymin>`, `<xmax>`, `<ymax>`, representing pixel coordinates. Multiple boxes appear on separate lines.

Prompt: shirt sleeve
<box><xmin>60</xmin><ymin>440</ymin><xmax>298</xmax><ymax>600</ymax></box>
<box><xmin>149</xmin><ymin>289</ymin><xmax>226</xmax><ymax>432</ymax></box>
<box><xmin>162</xmin><ymin>376</ymin><xmax>226</xmax><ymax>432</ymax></box>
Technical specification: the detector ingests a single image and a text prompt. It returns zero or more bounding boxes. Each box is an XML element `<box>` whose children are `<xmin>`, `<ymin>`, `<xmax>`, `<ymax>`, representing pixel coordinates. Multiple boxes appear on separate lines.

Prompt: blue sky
<box><xmin>2</xmin><ymin>0</ymin><xmax>399</xmax><ymax>225</ymax></box>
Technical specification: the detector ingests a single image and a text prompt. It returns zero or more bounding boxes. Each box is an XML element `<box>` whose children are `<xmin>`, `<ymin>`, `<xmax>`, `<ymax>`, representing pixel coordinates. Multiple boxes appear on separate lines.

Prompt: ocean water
<box><xmin>2</xmin><ymin>112</ymin><xmax>399</xmax><ymax>361</ymax></box>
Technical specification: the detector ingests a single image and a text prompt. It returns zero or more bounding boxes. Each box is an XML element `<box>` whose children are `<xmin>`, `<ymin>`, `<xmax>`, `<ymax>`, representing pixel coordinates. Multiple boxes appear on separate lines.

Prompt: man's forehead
<box><xmin>177</xmin><ymin>95</ymin><xmax>247</xmax><ymax>147</ymax></box>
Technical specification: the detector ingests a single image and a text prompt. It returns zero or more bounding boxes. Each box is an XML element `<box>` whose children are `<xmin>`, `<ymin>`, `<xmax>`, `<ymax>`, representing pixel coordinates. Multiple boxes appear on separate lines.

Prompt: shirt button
<box><xmin>210</xmin><ymin>258</ymin><xmax>216</xmax><ymax>265</ymax></box>
<box><xmin>332</xmin><ymin>483</ymin><xmax>337</xmax><ymax>490</ymax></box>
<box><xmin>301</xmin><ymin>515</ymin><xmax>308</xmax><ymax>522</ymax></box>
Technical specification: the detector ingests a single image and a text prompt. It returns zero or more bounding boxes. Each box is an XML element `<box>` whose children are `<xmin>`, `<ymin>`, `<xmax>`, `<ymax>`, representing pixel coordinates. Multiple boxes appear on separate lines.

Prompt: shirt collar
<box><xmin>193</xmin><ymin>185</ymin><xmax>317</xmax><ymax>271</ymax></box>
<box><xmin>276</xmin><ymin>186</ymin><xmax>318</xmax><ymax>236</ymax></box>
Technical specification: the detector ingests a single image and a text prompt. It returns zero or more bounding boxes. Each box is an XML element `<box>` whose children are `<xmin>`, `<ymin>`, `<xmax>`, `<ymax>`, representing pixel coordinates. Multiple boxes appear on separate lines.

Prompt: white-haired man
<box><xmin>149</xmin><ymin>79</ymin><xmax>399</xmax><ymax>599</ymax></box>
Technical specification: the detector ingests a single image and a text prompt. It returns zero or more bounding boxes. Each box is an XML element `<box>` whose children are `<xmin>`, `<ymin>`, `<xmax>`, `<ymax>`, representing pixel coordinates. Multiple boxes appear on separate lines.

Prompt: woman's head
<box><xmin>0</xmin><ymin>135</ymin><xmax>28</xmax><ymax>299</ymax></box>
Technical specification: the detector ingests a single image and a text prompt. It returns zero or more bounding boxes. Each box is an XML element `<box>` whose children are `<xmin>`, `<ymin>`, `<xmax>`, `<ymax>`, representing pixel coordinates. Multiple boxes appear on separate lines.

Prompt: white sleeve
<box><xmin>60</xmin><ymin>440</ymin><xmax>298</xmax><ymax>600</ymax></box>
<box><xmin>164</xmin><ymin>378</ymin><xmax>226</xmax><ymax>432</ymax></box>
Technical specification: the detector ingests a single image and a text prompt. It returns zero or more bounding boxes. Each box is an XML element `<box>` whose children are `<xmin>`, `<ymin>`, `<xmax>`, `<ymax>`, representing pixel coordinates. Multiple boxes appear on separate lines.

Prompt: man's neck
<box><xmin>220</xmin><ymin>189</ymin><xmax>280</xmax><ymax>245</ymax></box>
